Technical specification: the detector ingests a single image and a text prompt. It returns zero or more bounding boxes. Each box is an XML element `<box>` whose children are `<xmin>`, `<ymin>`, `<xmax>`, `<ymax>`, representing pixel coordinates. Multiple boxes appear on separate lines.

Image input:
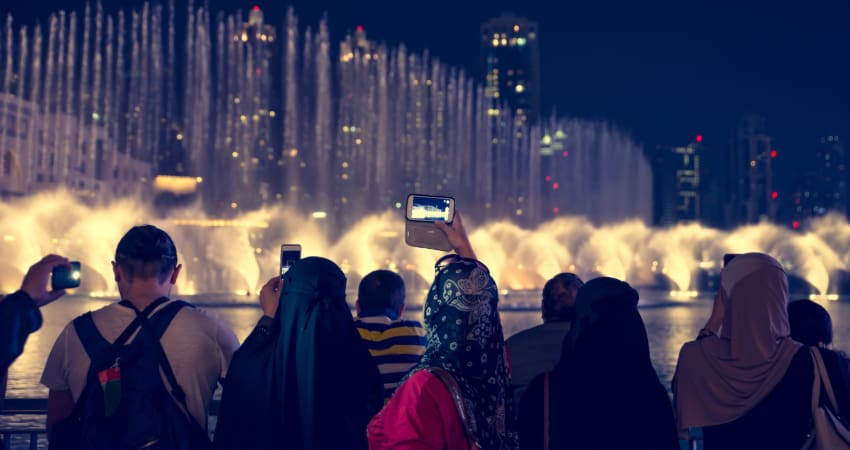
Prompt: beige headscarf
<box><xmin>673</xmin><ymin>253</ymin><xmax>803</xmax><ymax>432</ymax></box>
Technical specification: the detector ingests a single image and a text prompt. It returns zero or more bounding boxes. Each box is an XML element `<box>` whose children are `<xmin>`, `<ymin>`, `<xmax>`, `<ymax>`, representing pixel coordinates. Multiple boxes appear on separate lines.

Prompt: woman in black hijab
<box><xmin>518</xmin><ymin>277</ymin><xmax>678</xmax><ymax>450</ymax></box>
<box><xmin>214</xmin><ymin>257</ymin><xmax>383</xmax><ymax>450</ymax></box>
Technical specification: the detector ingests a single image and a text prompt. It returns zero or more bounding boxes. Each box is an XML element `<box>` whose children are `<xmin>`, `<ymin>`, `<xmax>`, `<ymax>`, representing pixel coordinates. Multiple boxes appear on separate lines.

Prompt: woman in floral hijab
<box><xmin>368</xmin><ymin>214</ymin><xmax>518</xmax><ymax>449</ymax></box>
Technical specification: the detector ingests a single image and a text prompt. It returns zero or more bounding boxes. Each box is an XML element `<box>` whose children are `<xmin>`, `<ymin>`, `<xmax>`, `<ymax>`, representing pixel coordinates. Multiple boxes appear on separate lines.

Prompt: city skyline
<box><xmin>4</xmin><ymin>1</ymin><xmax>848</xmax><ymax>181</ymax></box>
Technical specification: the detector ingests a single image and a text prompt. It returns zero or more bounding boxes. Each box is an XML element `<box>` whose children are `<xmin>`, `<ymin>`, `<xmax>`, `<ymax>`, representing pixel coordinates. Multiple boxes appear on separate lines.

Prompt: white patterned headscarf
<box><xmin>405</xmin><ymin>257</ymin><xmax>518</xmax><ymax>449</ymax></box>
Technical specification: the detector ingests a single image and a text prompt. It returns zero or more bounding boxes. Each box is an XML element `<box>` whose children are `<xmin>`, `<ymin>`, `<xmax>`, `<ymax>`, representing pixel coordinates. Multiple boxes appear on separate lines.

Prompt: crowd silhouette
<box><xmin>1</xmin><ymin>217</ymin><xmax>849</xmax><ymax>450</ymax></box>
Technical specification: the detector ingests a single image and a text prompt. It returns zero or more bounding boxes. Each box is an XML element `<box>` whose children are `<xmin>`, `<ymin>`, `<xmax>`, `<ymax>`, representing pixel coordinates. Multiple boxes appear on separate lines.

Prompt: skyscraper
<box><xmin>480</xmin><ymin>13</ymin><xmax>541</xmax><ymax>127</ymax></box>
<box><xmin>726</xmin><ymin>115</ymin><xmax>777</xmax><ymax>226</ymax></box>
<box><xmin>652</xmin><ymin>138</ymin><xmax>701</xmax><ymax>226</ymax></box>
<box><xmin>789</xmin><ymin>135</ymin><xmax>846</xmax><ymax>226</ymax></box>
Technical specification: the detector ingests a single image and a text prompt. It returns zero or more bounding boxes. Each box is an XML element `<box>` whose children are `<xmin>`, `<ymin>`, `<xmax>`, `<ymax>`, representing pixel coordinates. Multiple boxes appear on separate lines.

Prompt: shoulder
<box><xmin>507</xmin><ymin>323</ymin><xmax>549</xmax><ymax>344</ymax></box>
<box><xmin>397</xmin><ymin>370</ymin><xmax>450</xmax><ymax>401</ymax></box>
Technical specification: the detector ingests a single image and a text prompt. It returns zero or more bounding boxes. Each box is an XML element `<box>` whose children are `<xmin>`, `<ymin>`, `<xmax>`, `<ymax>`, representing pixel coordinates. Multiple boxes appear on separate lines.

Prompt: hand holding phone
<box><xmin>280</xmin><ymin>244</ymin><xmax>302</xmax><ymax>277</ymax></box>
<box><xmin>405</xmin><ymin>194</ymin><xmax>456</xmax><ymax>251</ymax></box>
<box><xmin>51</xmin><ymin>261</ymin><xmax>82</xmax><ymax>291</ymax></box>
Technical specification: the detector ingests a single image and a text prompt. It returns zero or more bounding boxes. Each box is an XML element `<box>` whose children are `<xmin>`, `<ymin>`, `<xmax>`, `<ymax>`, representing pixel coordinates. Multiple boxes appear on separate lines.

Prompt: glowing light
<box><xmin>288</xmin><ymin>148</ymin><xmax>298</xmax><ymax>157</ymax></box>
<box><xmin>171</xmin><ymin>219</ymin><xmax>270</xmax><ymax>229</ymax></box>
<box><xmin>152</xmin><ymin>175</ymin><xmax>199</xmax><ymax>194</ymax></box>
<box><xmin>394</xmin><ymin>202</ymin><xmax>402</xmax><ymax>208</ymax></box>
<box><xmin>792</xmin><ymin>221</ymin><xmax>800</xmax><ymax>229</ymax></box>
<box><xmin>515</xmin><ymin>84</ymin><xmax>525</xmax><ymax>93</ymax></box>
<box><xmin>770</xmin><ymin>149</ymin><xmax>777</xmax><ymax>158</ymax></box>
<box><xmin>553</xmin><ymin>182</ymin><xmax>560</xmax><ymax>190</ymax></box>
<box><xmin>513</xmin><ymin>24</ymin><xmax>519</xmax><ymax>32</ymax></box>
<box><xmin>356</xmin><ymin>25</ymin><xmax>363</xmax><ymax>32</ymax></box>
<box><xmin>670</xmin><ymin>290</ymin><xmax>699</xmax><ymax>299</ymax></box>
<box><xmin>2</xmin><ymin>235</ymin><xmax>15</xmax><ymax>242</ymax></box>
<box><xmin>553</xmin><ymin>207</ymin><xmax>559</xmax><ymax>214</ymax></box>
<box><xmin>772</xmin><ymin>191</ymin><xmax>778</xmax><ymax>200</ymax></box>
<box><xmin>696</xmin><ymin>135</ymin><xmax>703</xmax><ymax>142</ymax></box>
<box><xmin>517</xmin><ymin>37</ymin><xmax>526</xmax><ymax>46</ymax></box>
<box><xmin>176</xmin><ymin>133</ymin><xmax>184</xmax><ymax>141</ymax></box>
<box><xmin>312</xmin><ymin>211</ymin><xmax>328</xmax><ymax>219</ymax></box>
<box><xmin>232</xmin><ymin>152</ymin><xmax>239</xmax><ymax>158</ymax></box>
<box><xmin>230</xmin><ymin>202</ymin><xmax>238</xmax><ymax>209</ymax></box>
<box><xmin>562</xmin><ymin>151</ymin><xmax>569</xmax><ymax>158</ymax></box>
<box><xmin>809</xmin><ymin>294</ymin><xmax>840</xmax><ymax>302</ymax></box>
<box><xmin>253</xmin><ymin>5</ymin><xmax>260</xmax><ymax>11</ymax></box>
<box><xmin>545</xmin><ymin>175</ymin><xmax>552</xmax><ymax>182</ymax></box>
<box><xmin>750</xmin><ymin>160</ymin><xmax>757</xmax><ymax>167</ymax></box>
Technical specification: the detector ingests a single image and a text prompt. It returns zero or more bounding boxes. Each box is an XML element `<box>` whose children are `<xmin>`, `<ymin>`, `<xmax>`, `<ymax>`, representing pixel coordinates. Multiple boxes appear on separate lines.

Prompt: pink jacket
<box><xmin>367</xmin><ymin>370</ymin><xmax>470</xmax><ymax>450</ymax></box>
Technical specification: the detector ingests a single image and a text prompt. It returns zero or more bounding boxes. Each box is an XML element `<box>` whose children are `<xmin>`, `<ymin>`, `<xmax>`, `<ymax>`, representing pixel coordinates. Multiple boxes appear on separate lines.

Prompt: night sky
<box><xmin>4</xmin><ymin>0</ymin><xmax>849</xmax><ymax>179</ymax></box>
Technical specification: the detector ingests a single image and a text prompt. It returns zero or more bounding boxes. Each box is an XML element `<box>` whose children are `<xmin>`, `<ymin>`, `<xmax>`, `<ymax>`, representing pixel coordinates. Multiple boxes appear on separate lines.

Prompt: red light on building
<box><xmin>253</xmin><ymin>5</ymin><xmax>260</xmax><ymax>11</ymax></box>
<box><xmin>792</xmin><ymin>221</ymin><xmax>800</xmax><ymax>229</ymax></box>
<box><xmin>770</xmin><ymin>149</ymin><xmax>777</xmax><ymax>158</ymax></box>
<box><xmin>553</xmin><ymin>207</ymin><xmax>559</xmax><ymax>214</ymax></box>
<box><xmin>356</xmin><ymin>25</ymin><xmax>364</xmax><ymax>32</ymax></box>
<box><xmin>562</xmin><ymin>151</ymin><xmax>569</xmax><ymax>157</ymax></box>
<box><xmin>696</xmin><ymin>135</ymin><xmax>703</xmax><ymax>143</ymax></box>
<box><xmin>545</xmin><ymin>175</ymin><xmax>551</xmax><ymax>182</ymax></box>
<box><xmin>771</xmin><ymin>191</ymin><xmax>778</xmax><ymax>199</ymax></box>
<box><xmin>553</xmin><ymin>183</ymin><xmax>560</xmax><ymax>190</ymax></box>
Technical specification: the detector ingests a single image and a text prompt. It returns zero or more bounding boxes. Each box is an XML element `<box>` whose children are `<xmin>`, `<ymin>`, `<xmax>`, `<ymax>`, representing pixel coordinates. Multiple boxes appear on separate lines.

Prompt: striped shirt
<box><xmin>355</xmin><ymin>315</ymin><xmax>427</xmax><ymax>403</ymax></box>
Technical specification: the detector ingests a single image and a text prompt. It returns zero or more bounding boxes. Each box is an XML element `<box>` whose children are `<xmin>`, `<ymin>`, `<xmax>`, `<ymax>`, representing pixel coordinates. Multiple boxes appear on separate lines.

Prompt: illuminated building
<box><xmin>480</xmin><ymin>13</ymin><xmax>541</xmax><ymax>127</ymax></box>
<box><xmin>727</xmin><ymin>114</ymin><xmax>777</xmax><ymax>225</ymax></box>
<box><xmin>653</xmin><ymin>138</ymin><xmax>701</xmax><ymax>225</ymax></box>
<box><xmin>0</xmin><ymin>92</ymin><xmax>151</xmax><ymax>202</ymax></box>
<box><xmin>789</xmin><ymin>135</ymin><xmax>845</xmax><ymax>226</ymax></box>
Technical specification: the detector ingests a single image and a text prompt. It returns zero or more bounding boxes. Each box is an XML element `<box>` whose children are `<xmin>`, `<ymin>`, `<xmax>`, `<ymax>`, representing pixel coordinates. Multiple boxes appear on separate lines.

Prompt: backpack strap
<box><xmin>543</xmin><ymin>371</ymin><xmax>550</xmax><ymax>450</ymax></box>
<box><xmin>127</xmin><ymin>299</ymin><xmax>201</xmax><ymax>428</ymax></box>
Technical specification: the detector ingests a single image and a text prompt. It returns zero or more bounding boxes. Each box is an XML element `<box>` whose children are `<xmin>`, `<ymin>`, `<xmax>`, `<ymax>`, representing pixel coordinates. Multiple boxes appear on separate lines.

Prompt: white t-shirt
<box><xmin>41</xmin><ymin>299</ymin><xmax>240</xmax><ymax>427</ymax></box>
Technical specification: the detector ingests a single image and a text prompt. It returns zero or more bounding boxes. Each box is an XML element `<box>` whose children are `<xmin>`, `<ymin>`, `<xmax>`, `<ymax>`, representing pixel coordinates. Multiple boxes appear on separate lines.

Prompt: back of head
<box><xmin>564</xmin><ymin>277</ymin><xmax>642</xmax><ymax>359</ymax></box>
<box><xmin>542</xmin><ymin>273</ymin><xmax>584</xmax><ymax>321</ymax></box>
<box><xmin>357</xmin><ymin>270</ymin><xmax>405</xmax><ymax>319</ymax></box>
<box><xmin>281</xmin><ymin>256</ymin><xmax>347</xmax><ymax>306</ymax></box>
<box><xmin>115</xmin><ymin>225</ymin><xmax>178</xmax><ymax>283</ymax></box>
<box><xmin>788</xmin><ymin>299</ymin><xmax>832</xmax><ymax>347</ymax></box>
<box><xmin>720</xmin><ymin>253</ymin><xmax>790</xmax><ymax>359</ymax></box>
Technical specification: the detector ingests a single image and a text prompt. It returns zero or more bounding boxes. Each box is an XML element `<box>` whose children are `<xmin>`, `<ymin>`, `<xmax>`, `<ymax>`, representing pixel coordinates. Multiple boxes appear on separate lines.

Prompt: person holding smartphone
<box><xmin>1</xmin><ymin>255</ymin><xmax>72</xmax><ymax>417</ymax></box>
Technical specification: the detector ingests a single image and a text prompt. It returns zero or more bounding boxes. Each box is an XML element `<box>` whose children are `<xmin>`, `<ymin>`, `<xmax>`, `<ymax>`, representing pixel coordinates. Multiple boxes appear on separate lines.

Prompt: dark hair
<box><xmin>788</xmin><ymin>299</ymin><xmax>832</xmax><ymax>346</ymax></box>
<box><xmin>115</xmin><ymin>225</ymin><xmax>178</xmax><ymax>283</ymax></box>
<box><xmin>542</xmin><ymin>273</ymin><xmax>584</xmax><ymax>321</ymax></box>
<box><xmin>357</xmin><ymin>270</ymin><xmax>406</xmax><ymax>318</ymax></box>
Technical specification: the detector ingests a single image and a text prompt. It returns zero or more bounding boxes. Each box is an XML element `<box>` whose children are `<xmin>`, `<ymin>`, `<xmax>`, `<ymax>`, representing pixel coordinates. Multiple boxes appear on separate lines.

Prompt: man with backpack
<box><xmin>41</xmin><ymin>225</ymin><xmax>239</xmax><ymax>449</ymax></box>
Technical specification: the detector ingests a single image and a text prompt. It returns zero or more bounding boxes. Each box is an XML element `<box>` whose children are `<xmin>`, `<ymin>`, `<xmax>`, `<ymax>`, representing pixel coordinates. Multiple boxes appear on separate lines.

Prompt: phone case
<box><xmin>405</xmin><ymin>221</ymin><xmax>453</xmax><ymax>251</ymax></box>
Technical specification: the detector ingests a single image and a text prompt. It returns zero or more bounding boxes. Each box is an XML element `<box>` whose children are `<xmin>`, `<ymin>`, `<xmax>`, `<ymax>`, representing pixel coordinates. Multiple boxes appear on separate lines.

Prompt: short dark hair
<box><xmin>115</xmin><ymin>225</ymin><xmax>178</xmax><ymax>283</ymax></box>
<box><xmin>788</xmin><ymin>299</ymin><xmax>832</xmax><ymax>347</ymax></box>
<box><xmin>542</xmin><ymin>273</ymin><xmax>584</xmax><ymax>321</ymax></box>
<box><xmin>357</xmin><ymin>270</ymin><xmax>405</xmax><ymax>318</ymax></box>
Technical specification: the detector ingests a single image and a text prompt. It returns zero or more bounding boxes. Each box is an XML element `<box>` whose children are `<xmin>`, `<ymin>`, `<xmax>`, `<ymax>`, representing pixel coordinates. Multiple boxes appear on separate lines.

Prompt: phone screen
<box><xmin>280</xmin><ymin>245</ymin><xmax>301</xmax><ymax>277</ymax></box>
<box><xmin>407</xmin><ymin>195</ymin><xmax>454</xmax><ymax>222</ymax></box>
<box><xmin>52</xmin><ymin>262</ymin><xmax>82</xmax><ymax>290</ymax></box>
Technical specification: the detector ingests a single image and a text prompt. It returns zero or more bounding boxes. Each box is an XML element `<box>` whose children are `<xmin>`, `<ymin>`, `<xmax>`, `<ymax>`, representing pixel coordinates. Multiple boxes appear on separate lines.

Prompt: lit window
<box><xmin>517</xmin><ymin>37</ymin><xmax>527</xmax><ymax>46</ymax></box>
<box><xmin>513</xmin><ymin>24</ymin><xmax>520</xmax><ymax>32</ymax></box>
<box><xmin>492</xmin><ymin>39</ymin><xmax>499</xmax><ymax>47</ymax></box>
<box><xmin>515</xmin><ymin>84</ymin><xmax>525</xmax><ymax>93</ymax></box>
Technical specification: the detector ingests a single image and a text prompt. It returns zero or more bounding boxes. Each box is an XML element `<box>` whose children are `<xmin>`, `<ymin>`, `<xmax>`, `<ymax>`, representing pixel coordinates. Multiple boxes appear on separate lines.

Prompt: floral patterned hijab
<box><xmin>405</xmin><ymin>257</ymin><xmax>518</xmax><ymax>449</ymax></box>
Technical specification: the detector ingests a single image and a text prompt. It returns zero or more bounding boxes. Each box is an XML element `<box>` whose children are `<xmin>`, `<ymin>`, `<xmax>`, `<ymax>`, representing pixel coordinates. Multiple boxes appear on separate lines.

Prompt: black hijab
<box><xmin>520</xmin><ymin>277</ymin><xmax>678</xmax><ymax>450</ymax></box>
<box><xmin>404</xmin><ymin>257</ymin><xmax>518</xmax><ymax>449</ymax></box>
<box><xmin>214</xmin><ymin>257</ymin><xmax>383</xmax><ymax>450</ymax></box>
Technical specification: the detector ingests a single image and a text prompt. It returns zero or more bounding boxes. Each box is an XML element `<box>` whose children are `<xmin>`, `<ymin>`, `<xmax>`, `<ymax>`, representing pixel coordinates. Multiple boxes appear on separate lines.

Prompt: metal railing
<box><xmin>1</xmin><ymin>398</ymin><xmax>222</xmax><ymax>450</ymax></box>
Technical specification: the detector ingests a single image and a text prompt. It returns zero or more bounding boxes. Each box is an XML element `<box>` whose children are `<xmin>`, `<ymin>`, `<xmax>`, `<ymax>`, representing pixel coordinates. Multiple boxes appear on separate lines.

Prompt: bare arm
<box><xmin>46</xmin><ymin>389</ymin><xmax>74</xmax><ymax>434</ymax></box>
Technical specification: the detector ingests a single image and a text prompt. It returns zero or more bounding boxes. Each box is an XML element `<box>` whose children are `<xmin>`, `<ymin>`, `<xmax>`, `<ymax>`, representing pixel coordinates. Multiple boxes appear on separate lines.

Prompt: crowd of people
<box><xmin>1</xmin><ymin>214</ymin><xmax>850</xmax><ymax>449</ymax></box>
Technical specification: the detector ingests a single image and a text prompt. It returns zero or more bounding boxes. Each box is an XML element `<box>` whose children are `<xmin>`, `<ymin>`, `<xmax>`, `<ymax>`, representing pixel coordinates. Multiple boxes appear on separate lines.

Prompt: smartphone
<box><xmin>280</xmin><ymin>244</ymin><xmax>302</xmax><ymax>277</ymax></box>
<box><xmin>723</xmin><ymin>254</ymin><xmax>740</xmax><ymax>267</ymax></box>
<box><xmin>406</xmin><ymin>194</ymin><xmax>455</xmax><ymax>223</ymax></box>
<box><xmin>405</xmin><ymin>194</ymin><xmax>456</xmax><ymax>251</ymax></box>
<box><xmin>52</xmin><ymin>261</ymin><xmax>81</xmax><ymax>290</ymax></box>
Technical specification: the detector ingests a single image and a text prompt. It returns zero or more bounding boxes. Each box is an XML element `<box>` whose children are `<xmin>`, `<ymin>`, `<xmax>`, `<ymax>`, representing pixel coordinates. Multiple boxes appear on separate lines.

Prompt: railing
<box><xmin>2</xmin><ymin>399</ymin><xmax>704</xmax><ymax>450</ymax></box>
<box><xmin>1</xmin><ymin>399</ymin><xmax>222</xmax><ymax>450</ymax></box>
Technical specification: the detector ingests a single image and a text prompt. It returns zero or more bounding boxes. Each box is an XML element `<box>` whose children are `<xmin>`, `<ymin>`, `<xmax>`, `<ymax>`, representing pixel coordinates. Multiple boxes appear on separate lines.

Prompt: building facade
<box><xmin>480</xmin><ymin>13</ymin><xmax>541</xmax><ymax>127</ymax></box>
<box><xmin>726</xmin><ymin>114</ymin><xmax>777</xmax><ymax>226</ymax></box>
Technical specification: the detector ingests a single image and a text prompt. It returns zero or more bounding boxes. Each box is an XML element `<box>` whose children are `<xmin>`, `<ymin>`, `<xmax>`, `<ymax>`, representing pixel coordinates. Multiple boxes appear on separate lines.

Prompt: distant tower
<box><xmin>727</xmin><ymin>115</ymin><xmax>777</xmax><ymax>225</ymax></box>
<box><xmin>653</xmin><ymin>137</ymin><xmax>702</xmax><ymax>226</ymax></box>
<box><xmin>815</xmin><ymin>135</ymin><xmax>846</xmax><ymax>215</ymax></box>
<box><xmin>480</xmin><ymin>13</ymin><xmax>541</xmax><ymax>127</ymax></box>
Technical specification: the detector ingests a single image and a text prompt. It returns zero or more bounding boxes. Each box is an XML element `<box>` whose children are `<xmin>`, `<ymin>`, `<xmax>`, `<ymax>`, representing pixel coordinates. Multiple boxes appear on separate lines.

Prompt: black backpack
<box><xmin>49</xmin><ymin>297</ymin><xmax>213</xmax><ymax>450</ymax></box>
